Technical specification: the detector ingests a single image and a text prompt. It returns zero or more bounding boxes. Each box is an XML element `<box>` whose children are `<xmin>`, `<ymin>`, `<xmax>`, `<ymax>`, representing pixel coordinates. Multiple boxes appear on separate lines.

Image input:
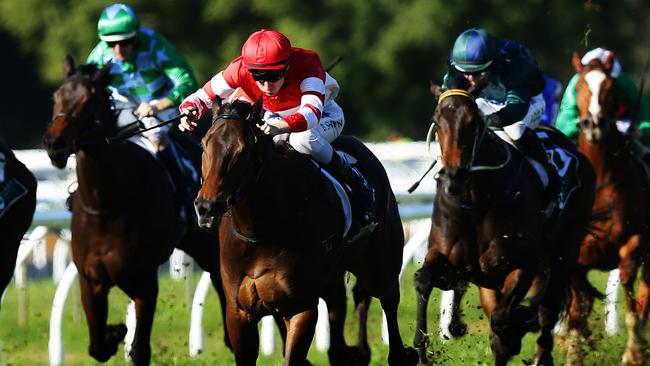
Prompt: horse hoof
<box><xmin>448</xmin><ymin>321</ymin><xmax>468</xmax><ymax>338</ymax></box>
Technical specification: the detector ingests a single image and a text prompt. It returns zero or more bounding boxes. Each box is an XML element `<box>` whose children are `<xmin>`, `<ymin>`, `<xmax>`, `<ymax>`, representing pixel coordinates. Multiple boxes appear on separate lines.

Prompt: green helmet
<box><xmin>451</xmin><ymin>28</ymin><xmax>496</xmax><ymax>73</ymax></box>
<box><xmin>97</xmin><ymin>4</ymin><xmax>139</xmax><ymax>42</ymax></box>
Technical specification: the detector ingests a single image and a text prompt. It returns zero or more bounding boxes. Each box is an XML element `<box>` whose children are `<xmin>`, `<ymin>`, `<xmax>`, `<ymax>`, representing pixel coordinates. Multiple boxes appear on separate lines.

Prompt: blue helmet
<box><xmin>450</xmin><ymin>28</ymin><xmax>496</xmax><ymax>73</ymax></box>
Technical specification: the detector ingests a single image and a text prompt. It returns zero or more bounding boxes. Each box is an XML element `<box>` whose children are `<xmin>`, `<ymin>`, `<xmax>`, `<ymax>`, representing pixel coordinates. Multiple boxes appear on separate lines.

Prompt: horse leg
<box><xmin>79</xmin><ymin>275</ymin><xmax>126</xmax><ymax>362</ymax></box>
<box><xmin>619</xmin><ymin>235</ymin><xmax>648</xmax><ymax>366</ymax></box>
<box><xmin>380</xmin><ymin>279</ymin><xmax>417</xmax><ymax>366</ymax></box>
<box><xmin>322</xmin><ymin>275</ymin><xmax>364</xmax><ymax>366</ymax></box>
<box><xmin>448</xmin><ymin>282</ymin><xmax>469</xmax><ymax>338</ymax></box>
<box><xmin>209</xmin><ymin>272</ymin><xmax>232</xmax><ymax>350</ymax></box>
<box><xmin>563</xmin><ymin>271</ymin><xmax>594</xmax><ymax>366</ymax></box>
<box><xmin>284</xmin><ymin>308</ymin><xmax>318</xmax><ymax>366</ymax></box>
<box><xmin>0</xmin><ymin>233</ymin><xmax>22</xmax><ymax>303</ymax></box>
<box><xmin>635</xmin><ymin>255</ymin><xmax>650</xmax><ymax>327</ymax></box>
<box><xmin>128</xmin><ymin>279</ymin><xmax>158</xmax><ymax>366</ymax></box>
<box><xmin>352</xmin><ymin>281</ymin><xmax>372</xmax><ymax>364</ymax></box>
<box><xmin>225</xmin><ymin>306</ymin><xmax>259</xmax><ymax>366</ymax></box>
<box><xmin>488</xmin><ymin>269</ymin><xmax>536</xmax><ymax>366</ymax></box>
<box><xmin>413</xmin><ymin>265</ymin><xmax>436</xmax><ymax>365</ymax></box>
<box><xmin>531</xmin><ymin>267</ymin><xmax>574</xmax><ymax>366</ymax></box>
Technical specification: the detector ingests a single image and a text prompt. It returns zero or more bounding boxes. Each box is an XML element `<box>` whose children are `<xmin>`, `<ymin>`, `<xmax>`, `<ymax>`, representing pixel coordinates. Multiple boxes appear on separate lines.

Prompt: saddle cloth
<box><xmin>0</xmin><ymin>179</ymin><xmax>29</xmax><ymax>218</ymax></box>
<box><xmin>312</xmin><ymin>151</ymin><xmax>354</xmax><ymax>238</ymax></box>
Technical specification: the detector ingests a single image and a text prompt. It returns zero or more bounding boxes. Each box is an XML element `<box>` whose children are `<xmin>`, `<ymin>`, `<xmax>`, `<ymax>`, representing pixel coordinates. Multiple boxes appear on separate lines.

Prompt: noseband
<box><xmin>436</xmin><ymin>89</ymin><xmax>511</xmax><ymax>172</ymax></box>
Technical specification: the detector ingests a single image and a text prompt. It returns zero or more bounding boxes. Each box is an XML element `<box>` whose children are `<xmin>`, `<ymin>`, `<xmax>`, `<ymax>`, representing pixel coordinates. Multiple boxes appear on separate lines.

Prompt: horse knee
<box><xmin>413</xmin><ymin>267</ymin><xmax>434</xmax><ymax>295</ymax></box>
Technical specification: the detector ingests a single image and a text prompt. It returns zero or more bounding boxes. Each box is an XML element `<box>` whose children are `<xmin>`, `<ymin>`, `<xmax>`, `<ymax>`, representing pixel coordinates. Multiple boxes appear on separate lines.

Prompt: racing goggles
<box><xmin>249</xmin><ymin>68</ymin><xmax>287</xmax><ymax>82</ymax></box>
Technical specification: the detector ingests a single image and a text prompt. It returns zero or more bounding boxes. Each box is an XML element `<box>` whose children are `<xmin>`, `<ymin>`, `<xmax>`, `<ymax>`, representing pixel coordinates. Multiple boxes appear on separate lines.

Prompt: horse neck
<box><xmin>578</xmin><ymin>129</ymin><xmax>627</xmax><ymax>183</ymax></box>
<box><xmin>75</xmin><ymin>143</ymin><xmax>132</xmax><ymax>210</ymax></box>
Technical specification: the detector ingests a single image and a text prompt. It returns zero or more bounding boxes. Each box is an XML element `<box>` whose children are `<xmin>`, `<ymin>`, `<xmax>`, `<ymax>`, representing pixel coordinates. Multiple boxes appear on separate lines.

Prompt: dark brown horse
<box><xmin>413</xmin><ymin>86</ymin><xmax>595</xmax><ymax>366</ymax></box>
<box><xmin>566</xmin><ymin>51</ymin><xmax>650</xmax><ymax>366</ymax></box>
<box><xmin>0</xmin><ymin>141</ymin><xmax>37</xmax><ymax>305</ymax></box>
<box><xmin>195</xmin><ymin>99</ymin><xmax>416</xmax><ymax>365</ymax></box>
<box><xmin>43</xmin><ymin>56</ymin><xmax>227</xmax><ymax>365</ymax></box>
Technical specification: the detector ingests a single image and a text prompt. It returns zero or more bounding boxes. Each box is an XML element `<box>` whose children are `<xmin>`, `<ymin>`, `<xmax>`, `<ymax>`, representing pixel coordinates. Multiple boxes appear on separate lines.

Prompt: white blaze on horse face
<box><xmin>585</xmin><ymin>70</ymin><xmax>607</xmax><ymax>122</ymax></box>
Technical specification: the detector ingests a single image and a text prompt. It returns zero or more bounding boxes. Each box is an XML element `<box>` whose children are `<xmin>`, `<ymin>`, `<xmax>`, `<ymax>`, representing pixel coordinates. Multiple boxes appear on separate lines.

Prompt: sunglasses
<box><xmin>106</xmin><ymin>38</ymin><xmax>135</xmax><ymax>48</ymax></box>
<box><xmin>249</xmin><ymin>68</ymin><xmax>286</xmax><ymax>82</ymax></box>
<box><xmin>462</xmin><ymin>69</ymin><xmax>489</xmax><ymax>78</ymax></box>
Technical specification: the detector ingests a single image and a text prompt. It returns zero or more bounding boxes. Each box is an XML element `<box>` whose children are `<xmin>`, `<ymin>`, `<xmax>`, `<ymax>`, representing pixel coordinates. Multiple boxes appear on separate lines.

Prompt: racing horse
<box><xmin>565</xmin><ymin>51</ymin><xmax>650</xmax><ymax>366</ymax></box>
<box><xmin>0</xmin><ymin>141</ymin><xmax>37</xmax><ymax>306</ymax></box>
<box><xmin>195</xmin><ymin>99</ymin><xmax>417</xmax><ymax>365</ymax></box>
<box><xmin>413</xmin><ymin>82</ymin><xmax>595</xmax><ymax>366</ymax></box>
<box><xmin>43</xmin><ymin>56</ymin><xmax>227</xmax><ymax>365</ymax></box>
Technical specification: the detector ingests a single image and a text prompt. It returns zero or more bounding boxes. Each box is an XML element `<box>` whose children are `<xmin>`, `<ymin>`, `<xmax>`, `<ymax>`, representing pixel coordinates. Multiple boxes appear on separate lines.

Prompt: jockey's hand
<box><xmin>485</xmin><ymin>113</ymin><xmax>504</xmax><ymax>128</ymax></box>
<box><xmin>179</xmin><ymin>101</ymin><xmax>200</xmax><ymax>132</ymax></box>
<box><xmin>134</xmin><ymin>102</ymin><xmax>155</xmax><ymax>118</ymax></box>
<box><xmin>260</xmin><ymin>120</ymin><xmax>290</xmax><ymax>136</ymax></box>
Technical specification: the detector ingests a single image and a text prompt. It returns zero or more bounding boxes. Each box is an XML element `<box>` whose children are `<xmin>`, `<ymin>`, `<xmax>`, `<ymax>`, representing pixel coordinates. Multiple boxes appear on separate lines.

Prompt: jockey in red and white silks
<box><xmin>179</xmin><ymin>33</ymin><xmax>344</xmax><ymax>165</ymax></box>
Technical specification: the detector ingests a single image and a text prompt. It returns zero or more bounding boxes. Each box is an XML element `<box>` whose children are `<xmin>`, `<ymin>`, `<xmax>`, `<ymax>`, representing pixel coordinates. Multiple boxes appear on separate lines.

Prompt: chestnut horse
<box><xmin>0</xmin><ymin>141</ymin><xmax>37</xmax><ymax>305</ymax></box>
<box><xmin>566</xmin><ymin>51</ymin><xmax>650</xmax><ymax>366</ymax></box>
<box><xmin>413</xmin><ymin>85</ymin><xmax>595</xmax><ymax>366</ymax></box>
<box><xmin>43</xmin><ymin>56</ymin><xmax>227</xmax><ymax>365</ymax></box>
<box><xmin>195</xmin><ymin>99</ymin><xmax>416</xmax><ymax>365</ymax></box>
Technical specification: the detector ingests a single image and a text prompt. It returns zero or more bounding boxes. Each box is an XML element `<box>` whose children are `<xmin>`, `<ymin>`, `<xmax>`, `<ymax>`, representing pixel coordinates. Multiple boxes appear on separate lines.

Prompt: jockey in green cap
<box><xmin>441</xmin><ymin>28</ymin><xmax>557</xmax><ymax>197</ymax></box>
<box><xmin>86</xmin><ymin>3</ymin><xmax>200</xmax><ymax>223</ymax></box>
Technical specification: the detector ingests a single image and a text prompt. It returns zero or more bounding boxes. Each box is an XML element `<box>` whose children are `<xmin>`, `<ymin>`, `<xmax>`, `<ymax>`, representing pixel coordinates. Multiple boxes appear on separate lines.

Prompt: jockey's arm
<box><xmin>554</xmin><ymin>75</ymin><xmax>580</xmax><ymax>139</ymax></box>
<box><xmin>616</xmin><ymin>73</ymin><xmax>650</xmax><ymax>145</ymax></box>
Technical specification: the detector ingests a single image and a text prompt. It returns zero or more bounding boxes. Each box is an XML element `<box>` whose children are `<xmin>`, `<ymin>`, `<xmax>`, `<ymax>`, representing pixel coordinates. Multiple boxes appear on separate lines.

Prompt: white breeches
<box><xmin>114</xmin><ymin>99</ymin><xmax>176</xmax><ymax>153</ymax></box>
<box><xmin>270</xmin><ymin>101</ymin><xmax>345</xmax><ymax>164</ymax></box>
<box><xmin>477</xmin><ymin>93</ymin><xmax>546</xmax><ymax>142</ymax></box>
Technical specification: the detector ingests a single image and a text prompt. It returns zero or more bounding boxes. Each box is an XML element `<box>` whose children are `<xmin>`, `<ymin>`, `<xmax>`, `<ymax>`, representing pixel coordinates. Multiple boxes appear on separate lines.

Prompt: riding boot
<box><xmin>324</xmin><ymin>151</ymin><xmax>378</xmax><ymax>242</ymax></box>
<box><xmin>516</xmin><ymin>129</ymin><xmax>559</xmax><ymax>202</ymax></box>
<box><xmin>157</xmin><ymin>142</ymin><xmax>200</xmax><ymax>226</ymax></box>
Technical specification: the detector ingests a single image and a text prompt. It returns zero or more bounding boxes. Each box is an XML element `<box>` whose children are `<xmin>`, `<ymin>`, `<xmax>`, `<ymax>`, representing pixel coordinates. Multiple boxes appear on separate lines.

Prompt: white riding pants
<box><xmin>269</xmin><ymin>101</ymin><xmax>345</xmax><ymax>164</ymax></box>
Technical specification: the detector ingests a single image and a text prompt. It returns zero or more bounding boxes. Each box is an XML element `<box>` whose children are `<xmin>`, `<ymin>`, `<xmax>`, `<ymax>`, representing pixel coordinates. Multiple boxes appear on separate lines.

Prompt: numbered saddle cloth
<box><xmin>535</xmin><ymin>130</ymin><xmax>582</xmax><ymax>210</ymax></box>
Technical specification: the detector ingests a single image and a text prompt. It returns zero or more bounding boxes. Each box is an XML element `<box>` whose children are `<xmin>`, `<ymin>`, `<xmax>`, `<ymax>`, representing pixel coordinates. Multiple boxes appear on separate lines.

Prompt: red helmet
<box><xmin>241</xmin><ymin>29</ymin><xmax>292</xmax><ymax>70</ymax></box>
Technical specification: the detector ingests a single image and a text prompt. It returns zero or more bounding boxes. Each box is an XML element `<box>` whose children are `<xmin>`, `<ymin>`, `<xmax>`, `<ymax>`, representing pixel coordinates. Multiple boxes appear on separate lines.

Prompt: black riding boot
<box><xmin>157</xmin><ymin>142</ymin><xmax>200</xmax><ymax>226</ymax></box>
<box><xmin>516</xmin><ymin>129</ymin><xmax>559</xmax><ymax>202</ymax></box>
<box><xmin>324</xmin><ymin>152</ymin><xmax>378</xmax><ymax>242</ymax></box>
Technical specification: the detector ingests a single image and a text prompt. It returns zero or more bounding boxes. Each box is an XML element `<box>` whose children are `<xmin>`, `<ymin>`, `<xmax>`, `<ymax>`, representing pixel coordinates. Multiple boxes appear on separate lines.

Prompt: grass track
<box><xmin>0</xmin><ymin>266</ymin><xmax>630</xmax><ymax>365</ymax></box>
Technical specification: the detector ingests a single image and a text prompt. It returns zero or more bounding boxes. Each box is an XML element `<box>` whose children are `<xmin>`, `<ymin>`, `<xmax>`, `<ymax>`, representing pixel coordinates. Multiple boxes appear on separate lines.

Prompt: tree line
<box><xmin>1</xmin><ymin>0</ymin><xmax>648</xmax><ymax>148</ymax></box>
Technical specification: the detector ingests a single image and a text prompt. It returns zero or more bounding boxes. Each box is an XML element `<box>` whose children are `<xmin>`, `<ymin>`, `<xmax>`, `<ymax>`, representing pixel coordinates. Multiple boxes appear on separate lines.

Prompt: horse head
<box><xmin>194</xmin><ymin>97</ymin><xmax>266</xmax><ymax>229</ymax></box>
<box><xmin>432</xmin><ymin>81</ymin><xmax>483</xmax><ymax>195</ymax></box>
<box><xmin>43</xmin><ymin>55</ymin><xmax>115</xmax><ymax>168</ymax></box>
<box><xmin>573</xmin><ymin>51</ymin><xmax>620</xmax><ymax>144</ymax></box>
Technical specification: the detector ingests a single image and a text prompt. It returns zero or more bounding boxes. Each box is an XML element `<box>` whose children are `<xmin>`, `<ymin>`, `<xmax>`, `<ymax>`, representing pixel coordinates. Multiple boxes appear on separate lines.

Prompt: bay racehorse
<box><xmin>0</xmin><ymin>141</ymin><xmax>37</xmax><ymax>306</ymax></box>
<box><xmin>565</xmin><ymin>51</ymin><xmax>650</xmax><ymax>366</ymax></box>
<box><xmin>413</xmin><ymin>83</ymin><xmax>595</xmax><ymax>366</ymax></box>
<box><xmin>43</xmin><ymin>56</ymin><xmax>227</xmax><ymax>365</ymax></box>
<box><xmin>195</xmin><ymin>99</ymin><xmax>417</xmax><ymax>365</ymax></box>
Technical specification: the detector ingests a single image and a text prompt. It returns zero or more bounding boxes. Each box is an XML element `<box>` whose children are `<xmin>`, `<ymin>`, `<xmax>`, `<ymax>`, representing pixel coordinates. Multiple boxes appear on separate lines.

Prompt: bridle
<box><xmin>436</xmin><ymin>89</ymin><xmax>511</xmax><ymax>172</ymax></box>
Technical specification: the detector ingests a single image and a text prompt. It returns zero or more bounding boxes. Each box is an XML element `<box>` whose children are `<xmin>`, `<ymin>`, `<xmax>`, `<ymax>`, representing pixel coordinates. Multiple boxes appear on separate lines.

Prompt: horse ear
<box><xmin>63</xmin><ymin>55</ymin><xmax>75</xmax><ymax>77</ymax></box>
<box><xmin>251</xmin><ymin>96</ymin><xmax>264</xmax><ymax>126</ymax></box>
<box><xmin>93</xmin><ymin>62</ymin><xmax>112</xmax><ymax>85</ymax></box>
<box><xmin>430</xmin><ymin>82</ymin><xmax>443</xmax><ymax>99</ymax></box>
<box><xmin>572</xmin><ymin>51</ymin><xmax>583</xmax><ymax>73</ymax></box>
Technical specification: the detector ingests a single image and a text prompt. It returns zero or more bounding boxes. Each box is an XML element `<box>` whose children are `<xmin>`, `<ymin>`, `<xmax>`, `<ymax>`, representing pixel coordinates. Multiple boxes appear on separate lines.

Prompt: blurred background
<box><xmin>1</xmin><ymin>0</ymin><xmax>649</xmax><ymax>148</ymax></box>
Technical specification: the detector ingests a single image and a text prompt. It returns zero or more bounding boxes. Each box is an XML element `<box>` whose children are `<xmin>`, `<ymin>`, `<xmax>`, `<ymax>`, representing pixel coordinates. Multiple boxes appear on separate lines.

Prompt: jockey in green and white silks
<box><xmin>555</xmin><ymin>48</ymin><xmax>650</xmax><ymax>146</ymax></box>
<box><xmin>439</xmin><ymin>28</ymin><xmax>557</xmax><ymax>193</ymax></box>
<box><xmin>87</xmin><ymin>3</ymin><xmax>197</xmax><ymax>152</ymax></box>
<box><xmin>85</xmin><ymin>3</ymin><xmax>200</xmax><ymax>222</ymax></box>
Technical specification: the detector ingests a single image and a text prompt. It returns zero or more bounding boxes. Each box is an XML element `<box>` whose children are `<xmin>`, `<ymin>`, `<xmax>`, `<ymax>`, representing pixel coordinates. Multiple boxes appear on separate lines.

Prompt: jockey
<box><xmin>178</xmin><ymin>29</ymin><xmax>377</xmax><ymax>241</ymax></box>
<box><xmin>87</xmin><ymin>3</ymin><xmax>200</xmax><ymax>222</ymax></box>
<box><xmin>541</xmin><ymin>75</ymin><xmax>563</xmax><ymax>126</ymax></box>
<box><xmin>442</xmin><ymin>28</ymin><xmax>558</xmax><ymax>196</ymax></box>
<box><xmin>555</xmin><ymin>48</ymin><xmax>650</xmax><ymax>147</ymax></box>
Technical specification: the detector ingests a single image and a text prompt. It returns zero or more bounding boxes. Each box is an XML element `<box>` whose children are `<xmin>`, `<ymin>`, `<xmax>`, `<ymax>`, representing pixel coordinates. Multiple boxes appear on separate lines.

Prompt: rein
<box><xmin>438</xmin><ymin>89</ymin><xmax>512</xmax><ymax>172</ymax></box>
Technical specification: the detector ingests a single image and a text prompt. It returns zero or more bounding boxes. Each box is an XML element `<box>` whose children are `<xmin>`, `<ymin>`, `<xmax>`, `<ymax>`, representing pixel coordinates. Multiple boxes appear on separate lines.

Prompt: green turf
<box><xmin>0</xmin><ymin>266</ymin><xmax>632</xmax><ymax>365</ymax></box>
